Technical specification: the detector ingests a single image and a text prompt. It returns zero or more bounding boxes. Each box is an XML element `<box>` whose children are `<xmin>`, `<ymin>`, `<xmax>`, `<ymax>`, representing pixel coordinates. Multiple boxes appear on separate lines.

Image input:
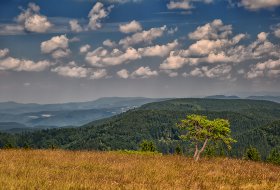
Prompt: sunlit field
<box><xmin>0</xmin><ymin>149</ymin><xmax>279</xmax><ymax>190</ymax></box>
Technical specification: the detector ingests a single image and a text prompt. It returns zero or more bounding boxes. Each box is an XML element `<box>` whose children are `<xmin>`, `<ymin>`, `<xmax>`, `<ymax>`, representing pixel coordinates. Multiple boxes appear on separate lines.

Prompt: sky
<box><xmin>0</xmin><ymin>0</ymin><xmax>280</xmax><ymax>103</ymax></box>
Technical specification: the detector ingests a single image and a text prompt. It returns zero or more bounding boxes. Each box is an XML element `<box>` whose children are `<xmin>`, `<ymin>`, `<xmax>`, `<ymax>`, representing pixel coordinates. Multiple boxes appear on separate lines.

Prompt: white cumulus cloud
<box><xmin>87</xmin><ymin>2</ymin><xmax>114</xmax><ymax>30</ymax></box>
<box><xmin>80</xmin><ymin>44</ymin><xmax>91</xmax><ymax>54</ymax></box>
<box><xmin>41</xmin><ymin>35</ymin><xmax>69</xmax><ymax>54</ymax></box>
<box><xmin>238</xmin><ymin>0</ymin><xmax>280</xmax><ymax>11</ymax></box>
<box><xmin>85</xmin><ymin>39</ymin><xmax>178</xmax><ymax>67</ymax></box>
<box><xmin>272</xmin><ymin>24</ymin><xmax>280</xmax><ymax>38</ymax></box>
<box><xmin>119</xmin><ymin>20</ymin><xmax>142</xmax><ymax>33</ymax></box>
<box><xmin>119</xmin><ymin>25</ymin><xmax>167</xmax><ymax>48</ymax></box>
<box><xmin>51</xmin><ymin>49</ymin><xmax>71</xmax><ymax>59</ymax></box>
<box><xmin>117</xmin><ymin>69</ymin><xmax>130</xmax><ymax>79</ymax></box>
<box><xmin>52</xmin><ymin>65</ymin><xmax>89</xmax><ymax>78</ymax></box>
<box><xmin>188</xmin><ymin>19</ymin><xmax>232</xmax><ymax>40</ymax></box>
<box><xmin>90</xmin><ymin>69</ymin><xmax>108</xmax><ymax>79</ymax></box>
<box><xmin>247</xmin><ymin>59</ymin><xmax>280</xmax><ymax>79</ymax></box>
<box><xmin>103</xmin><ymin>39</ymin><xmax>117</xmax><ymax>47</ymax></box>
<box><xmin>41</xmin><ymin>35</ymin><xmax>71</xmax><ymax>59</ymax></box>
<box><xmin>131</xmin><ymin>66</ymin><xmax>158</xmax><ymax>78</ymax></box>
<box><xmin>0</xmin><ymin>57</ymin><xmax>53</xmax><ymax>72</ymax></box>
<box><xmin>138</xmin><ymin>40</ymin><xmax>179</xmax><ymax>57</ymax></box>
<box><xmin>86</xmin><ymin>47</ymin><xmax>141</xmax><ymax>67</ymax></box>
<box><xmin>106</xmin><ymin>0</ymin><xmax>142</xmax><ymax>3</ymax></box>
<box><xmin>0</xmin><ymin>48</ymin><xmax>9</xmax><ymax>58</ymax></box>
<box><xmin>167</xmin><ymin>0</ymin><xmax>213</xmax><ymax>10</ymax></box>
<box><xmin>160</xmin><ymin>51</ymin><xmax>188</xmax><ymax>70</ymax></box>
<box><xmin>189</xmin><ymin>64</ymin><xmax>232</xmax><ymax>79</ymax></box>
<box><xmin>69</xmin><ymin>19</ymin><xmax>83</xmax><ymax>33</ymax></box>
<box><xmin>16</xmin><ymin>3</ymin><xmax>52</xmax><ymax>33</ymax></box>
<box><xmin>257</xmin><ymin>32</ymin><xmax>269</xmax><ymax>42</ymax></box>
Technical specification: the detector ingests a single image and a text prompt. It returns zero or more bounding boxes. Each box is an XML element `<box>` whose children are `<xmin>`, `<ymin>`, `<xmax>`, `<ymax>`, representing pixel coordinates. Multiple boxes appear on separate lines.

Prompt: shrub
<box><xmin>23</xmin><ymin>142</ymin><xmax>30</xmax><ymax>150</ymax></box>
<box><xmin>140</xmin><ymin>140</ymin><xmax>156</xmax><ymax>152</ymax></box>
<box><xmin>244</xmin><ymin>146</ymin><xmax>261</xmax><ymax>161</ymax></box>
<box><xmin>4</xmin><ymin>143</ymin><xmax>14</xmax><ymax>149</ymax></box>
<box><xmin>267</xmin><ymin>148</ymin><xmax>280</xmax><ymax>165</ymax></box>
<box><xmin>175</xmin><ymin>145</ymin><xmax>182</xmax><ymax>155</ymax></box>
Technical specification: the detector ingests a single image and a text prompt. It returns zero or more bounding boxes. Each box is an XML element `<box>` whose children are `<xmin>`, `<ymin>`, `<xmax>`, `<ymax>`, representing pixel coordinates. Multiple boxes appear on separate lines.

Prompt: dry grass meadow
<box><xmin>0</xmin><ymin>149</ymin><xmax>279</xmax><ymax>190</ymax></box>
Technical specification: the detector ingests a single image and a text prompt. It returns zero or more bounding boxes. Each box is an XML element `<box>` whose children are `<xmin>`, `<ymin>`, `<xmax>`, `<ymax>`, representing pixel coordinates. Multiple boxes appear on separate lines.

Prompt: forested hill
<box><xmin>0</xmin><ymin>98</ymin><xmax>280</xmax><ymax>159</ymax></box>
<box><xmin>141</xmin><ymin>98</ymin><xmax>279</xmax><ymax>112</ymax></box>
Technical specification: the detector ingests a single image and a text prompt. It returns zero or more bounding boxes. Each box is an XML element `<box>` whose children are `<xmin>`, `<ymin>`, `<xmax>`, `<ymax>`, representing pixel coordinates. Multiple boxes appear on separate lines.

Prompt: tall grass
<box><xmin>0</xmin><ymin>149</ymin><xmax>279</xmax><ymax>189</ymax></box>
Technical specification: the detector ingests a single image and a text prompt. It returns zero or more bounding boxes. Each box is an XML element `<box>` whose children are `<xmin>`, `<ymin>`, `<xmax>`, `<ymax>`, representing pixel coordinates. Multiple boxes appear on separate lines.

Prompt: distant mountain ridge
<box><xmin>1</xmin><ymin>96</ymin><xmax>279</xmax><ymax>132</ymax></box>
<box><xmin>0</xmin><ymin>97</ymin><xmax>166</xmax><ymax>131</ymax></box>
<box><xmin>247</xmin><ymin>96</ymin><xmax>280</xmax><ymax>103</ymax></box>
<box><xmin>0</xmin><ymin>122</ymin><xmax>28</xmax><ymax>130</ymax></box>
<box><xmin>0</xmin><ymin>97</ymin><xmax>165</xmax><ymax>114</ymax></box>
<box><xmin>204</xmin><ymin>95</ymin><xmax>280</xmax><ymax>103</ymax></box>
<box><xmin>204</xmin><ymin>95</ymin><xmax>240</xmax><ymax>99</ymax></box>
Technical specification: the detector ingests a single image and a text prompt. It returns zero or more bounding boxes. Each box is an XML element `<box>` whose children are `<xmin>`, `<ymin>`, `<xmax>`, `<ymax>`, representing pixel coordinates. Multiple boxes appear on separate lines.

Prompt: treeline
<box><xmin>0</xmin><ymin>99</ymin><xmax>280</xmax><ymax>162</ymax></box>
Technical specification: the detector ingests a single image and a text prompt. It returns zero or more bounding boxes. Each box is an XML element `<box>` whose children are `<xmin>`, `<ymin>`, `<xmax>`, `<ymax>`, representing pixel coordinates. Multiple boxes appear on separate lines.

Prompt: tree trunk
<box><xmin>193</xmin><ymin>144</ymin><xmax>198</xmax><ymax>159</ymax></box>
<box><xmin>195</xmin><ymin>139</ymin><xmax>208</xmax><ymax>161</ymax></box>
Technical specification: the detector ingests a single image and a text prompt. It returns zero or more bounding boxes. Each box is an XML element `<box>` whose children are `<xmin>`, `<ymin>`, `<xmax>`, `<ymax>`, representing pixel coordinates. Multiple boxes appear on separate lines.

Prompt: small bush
<box><xmin>267</xmin><ymin>148</ymin><xmax>280</xmax><ymax>165</ymax></box>
<box><xmin>175</xmin><ymin>145</ymin><xmax>182</xmax><ymax>155</ymax></box>
<box><xmin>23</xmin><ymin>142</ymin><xmax>30</xmax><ymax>150</ymax></box>
<box><xmin>3</xmin><ymin>143</ymin><xmax>14</xmax><ymax>149</ymax></box>
<box><xmin>244</xmin><ymin>146</ymin><xmax>261</xmax><ymax>161</ymax></box>
<box><xmin>139</xmin><ymin>140</ymin><xmax>156</xmax><ymax>152</ymax></box>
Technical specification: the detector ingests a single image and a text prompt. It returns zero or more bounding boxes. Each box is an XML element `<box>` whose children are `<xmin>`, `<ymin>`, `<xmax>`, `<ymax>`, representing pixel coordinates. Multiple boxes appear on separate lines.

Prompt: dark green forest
<box><xmin>0</xmin><ymin>98</ymin><xmax>280</xmax><ymax>159</ymax></box>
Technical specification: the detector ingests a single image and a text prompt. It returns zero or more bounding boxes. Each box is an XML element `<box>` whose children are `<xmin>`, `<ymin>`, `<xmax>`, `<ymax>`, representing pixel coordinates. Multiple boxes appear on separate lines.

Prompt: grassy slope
<box><xmin>0</xmin><ymin>150</ymin><xmax>279</xmax><ymax>190</ymax></box>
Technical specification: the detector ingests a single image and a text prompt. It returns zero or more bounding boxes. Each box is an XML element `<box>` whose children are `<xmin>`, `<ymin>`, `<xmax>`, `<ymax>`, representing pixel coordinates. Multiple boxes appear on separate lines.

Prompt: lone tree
<box><xmin>178</xmin><ymin>114</ymin><xmax>236</xmax><ymax>161</ymax></box>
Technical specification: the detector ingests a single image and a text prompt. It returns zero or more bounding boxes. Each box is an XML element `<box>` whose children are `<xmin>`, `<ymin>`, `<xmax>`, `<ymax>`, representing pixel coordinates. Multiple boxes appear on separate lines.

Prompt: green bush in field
<box><xmin>267</xmin><ymin>148</ymin><xmax>280</xmax><ymax>165</ymax></box>
<box><xmin>244</xmin><ymin>146</ymin><xmax>261</xmax><ymax>161</ymax></box>
<box><xmin>4</xmin><ymin>143</ymin><xmax>14</xmax><ymax>149</ymax></box>
<box><xmin>140</xmin><ymin>140</ymin><xmax>156</xmax><ymax>152</ymax></box>
<box><xmin>175</xmin><ymin>145</ymin><xmax>182</xmax><ymax>155</ymax></box>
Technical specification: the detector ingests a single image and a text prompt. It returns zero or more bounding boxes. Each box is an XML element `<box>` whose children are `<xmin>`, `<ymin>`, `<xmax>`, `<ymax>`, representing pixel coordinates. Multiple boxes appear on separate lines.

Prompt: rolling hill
<box><xmin>204</xmin><ymin>95</ymin><xmax>280</xmax><ymax>103</ymax></box>
<box><xmin>1</xmin><ymin>98</ymin><xmax>280</xmax><ymax>159</ymax></box>
<box><xmin>247</xmin><ymin>96</ymin><xmax>280</xmax><ymax>103</ymax></box>
<box><xmin>204</xmin><ymin>95</ymin><xmax>240</xmax><ymax>99</ymax></box>
<box><xmin>0</xmin><ymin>122</ymin><xmax>28</xmax><ymax>131</ymax></box>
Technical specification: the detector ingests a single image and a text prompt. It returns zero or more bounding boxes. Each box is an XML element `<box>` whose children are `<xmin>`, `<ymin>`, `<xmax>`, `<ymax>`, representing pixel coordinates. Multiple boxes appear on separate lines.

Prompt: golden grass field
<box><xmin>0</xmin><ymin>150</ymin><xmax>279</xmax><ymax>190</ymax></box>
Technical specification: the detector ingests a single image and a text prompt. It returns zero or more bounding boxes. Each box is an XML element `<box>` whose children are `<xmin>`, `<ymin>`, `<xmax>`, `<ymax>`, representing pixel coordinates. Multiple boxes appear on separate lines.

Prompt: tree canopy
<box><xmin>178</xmin><ymin>114</ymin><xmax>236</xmax><ymax>161</ymax></box>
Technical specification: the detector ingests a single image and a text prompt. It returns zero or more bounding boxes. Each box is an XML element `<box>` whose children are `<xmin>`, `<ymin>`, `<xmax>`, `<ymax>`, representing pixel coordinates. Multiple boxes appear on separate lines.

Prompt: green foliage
<box><xmin>267</xmin><ymin>147</ymin><xmax>280</xmax><ymax>165</ymax></box>
<box><xmin>23</xmin><ymin>142</ymin><xmax>30</xmax><ymax>150</ymax></box>
<box><xmin>140</xmin><ymin>140</ymin><xmax>156</xmax><ymax>152</ymax></box>
<box><xmin>0</xmin><ymin>132</ymin><xmax>17</xmax><ymax>148</ymax></box>
<box><xmin>116</xmin><ymin>150</ymin><xmax>162</xmax><ymax>155</ymax></box>
<box><xmin>175</xmin><ymin>145</ymin><xmax>182</xmax><ymax>155</ymax></box>
<box><xmin>203</xmin><ymin>145</ymin><xmax>216</xmax><ymax>157</ymax></box>
<box><xmin>4</xmin><ymin>143</ymin><xmax>14</xmax><ymax>149</ymax></box>
<box><xmin>244</xmin><ymin>146</ymin><xmax>261</xmax><ymax>161</ymax></box>
<box><xmin>178</xmin><ymin>114</ymin><xmax>236</xmax><ymax>160</ymax></box>
<box><xmin>179</xmin><ymin>115</ymin><xmax>236</xmax><ymax>149</ymax></box>
<box><xmin>234</xmin><ymin>120</ymin><xmax>280</xmax><ymax>158</ymax></box>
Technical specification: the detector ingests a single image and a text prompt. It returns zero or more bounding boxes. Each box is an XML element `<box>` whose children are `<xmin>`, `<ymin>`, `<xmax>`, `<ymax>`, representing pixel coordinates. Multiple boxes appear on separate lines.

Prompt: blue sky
<box><xmin>0</xmin><ymin>0</ymin><xmax>280</xmax><ymax>103</ymax></box>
